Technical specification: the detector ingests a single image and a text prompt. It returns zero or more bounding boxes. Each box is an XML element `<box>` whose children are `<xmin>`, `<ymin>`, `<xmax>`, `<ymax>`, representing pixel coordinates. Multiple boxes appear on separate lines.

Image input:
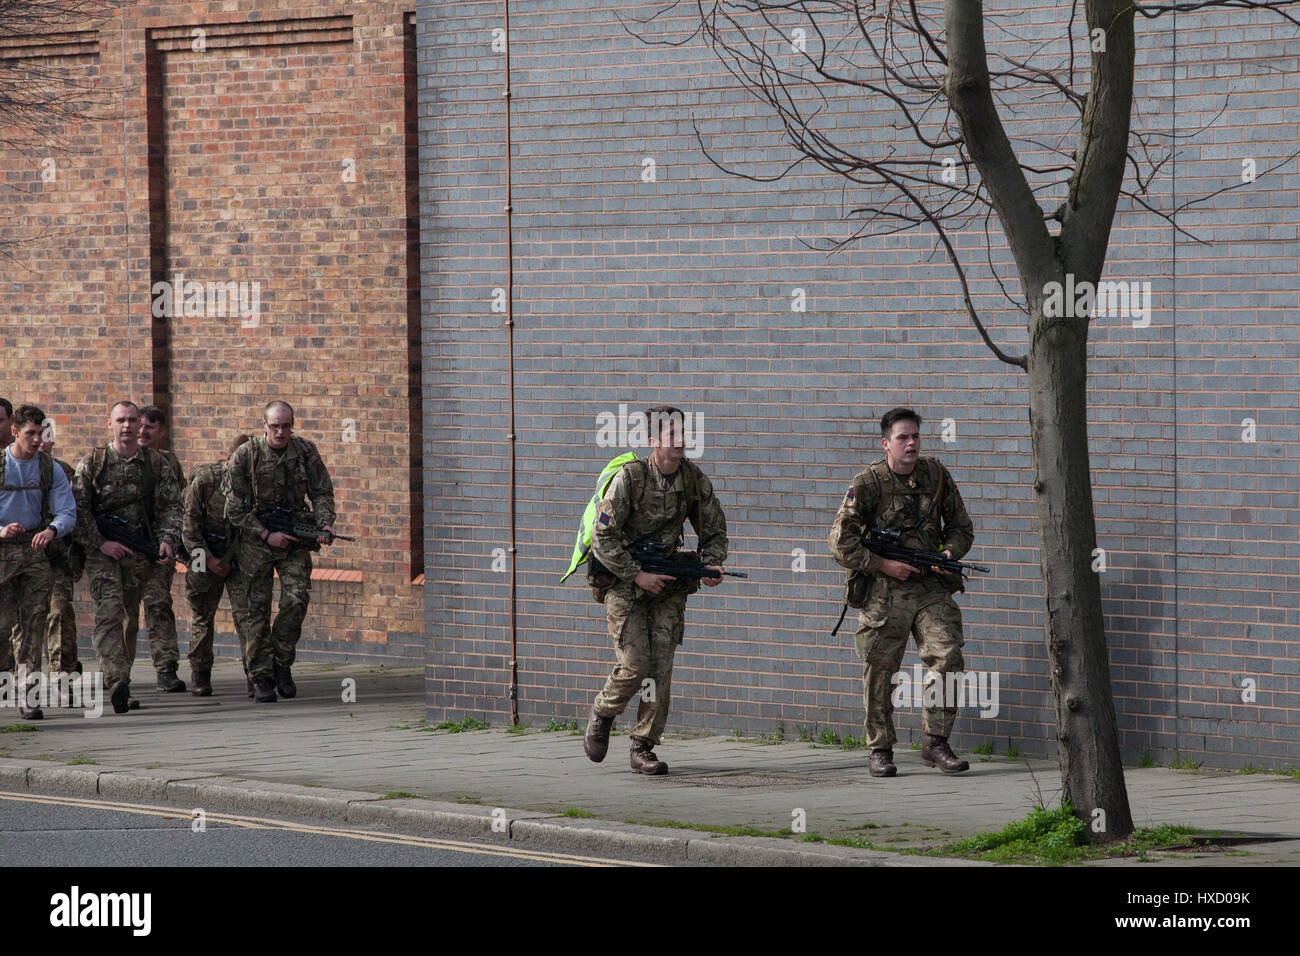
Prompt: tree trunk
<box><xmin>945</xmin><ymin>0</ymin><xmax>1137</xmax><ymax>843</ymax></box>
<box><xmin>1027</xmin><ymin>306</ymin><xmax>1134</xmax><ymax>841</ymax></box>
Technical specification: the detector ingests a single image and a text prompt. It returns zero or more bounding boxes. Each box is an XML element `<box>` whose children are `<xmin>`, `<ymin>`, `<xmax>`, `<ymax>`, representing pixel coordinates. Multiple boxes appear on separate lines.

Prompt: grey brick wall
<box><xmin>416</xmin><ymin>1</ymin><xmax>1300</xmax><ymax>767</ymax></box>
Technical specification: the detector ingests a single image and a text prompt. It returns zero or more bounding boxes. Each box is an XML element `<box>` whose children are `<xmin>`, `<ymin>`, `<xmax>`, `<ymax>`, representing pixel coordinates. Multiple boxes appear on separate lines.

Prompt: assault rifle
<box><xmin>202</xmin><ymin>529</ymin><xmax>231</xmax><ymax>558</ymax></box>
<box><xmin>630</xmin><ymin>541</ymin><xmax>747</xmax><ymax>580</ymax></box>
<box><xmin>95</xmin><ymin>513</ymin><xmax>190</xmax><ymax>565</ymax></box>
<box><xmin>830</xmin><ymin>527</ymin><xmax>991</xmax><ymax>636</ymax></box>
<box><xmin>198</xmin><ymin>529</ymin><xmax>241</xmax><ymax>571</ymax></box>
<box><xmin>866</xmin><ymin>526</ymin><xmax>990</xmax><ymax>578</ymax></box>
<box><xmin>258</xmin><ymin>505</ymin><xmax>354</xmax><ymax>545</ymax></box>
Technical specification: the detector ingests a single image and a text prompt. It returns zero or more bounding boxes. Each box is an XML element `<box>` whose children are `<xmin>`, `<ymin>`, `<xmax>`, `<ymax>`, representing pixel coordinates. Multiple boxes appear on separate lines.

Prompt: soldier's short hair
<box><xmin>12</xmin><ymin>404</ymin><xmax>45</xmax><ymax>430</ymax></box>
<box><xmin>109</xmin><ymin>400</ymin><xmax>139</xmax><ymax>418</ymax></box>
<box><xmin>227</xmin><ymin>433</ymin><xmax>253</xmax><ymax>456</ymax></box>
<box><xmin>264</xmin><ymin>400</ymin><xmax>294</xmax><ymax>423</ymax></box>
<box><xmin>645</xmin><ymin>405</ymin><xmax>685</xmax><ymax>440</ymax></box>
<box><xmin>880</xmin><ymin>407</ymin><xmax>922</xmax><ymax>437</ymax></box>
<box><xmin>0</xmin><ymin>398</ymin><xmax>11</xmax><ymax>417</ymax></box>
<box><xmin>140</xmin><ymin>405</ymin><xmax>167</xmax><ymax>426</ymax></box>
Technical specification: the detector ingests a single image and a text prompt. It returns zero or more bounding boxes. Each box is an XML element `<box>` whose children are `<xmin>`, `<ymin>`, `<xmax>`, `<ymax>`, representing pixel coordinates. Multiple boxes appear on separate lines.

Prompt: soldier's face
<box><xmin>139</xmin><ymin>418</ymin><xmax>166</xmax><ymax>448</ymax></box>
<box><xmin>883</xmin><ymin>420</ymin><xmax>921</xmax><ymax>470</ymax></box>
<box><xmin>264</xmin><ymin>412</ymin><xmax>293</xmax><ymax>449</ymax></box>
<box><xmin>14</xmin><ymin>422</ymin><xmax>42</xmax><ymax>456</ymax></box>
<box><xmin>651</xmin><ymin>419</ymin><xmax>685</xmax><ymax>470</ymax></box>
<box><xmin>109</xmin><ymin>405</ymin><xmax>140</xmax><ymax>445</ymax></box>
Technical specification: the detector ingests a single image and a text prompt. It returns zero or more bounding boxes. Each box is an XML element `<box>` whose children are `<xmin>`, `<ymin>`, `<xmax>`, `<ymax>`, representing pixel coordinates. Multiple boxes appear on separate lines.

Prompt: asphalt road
<box><xmin>0</xmin><ymin>789</ymin><xmax>656</xmax><ymax>868</ymax></box>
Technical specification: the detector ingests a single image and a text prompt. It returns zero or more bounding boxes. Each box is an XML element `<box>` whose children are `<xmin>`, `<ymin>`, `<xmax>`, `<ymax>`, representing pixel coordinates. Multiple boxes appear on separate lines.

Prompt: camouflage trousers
<box><xmin>185</xmin><ymin>568</ymin><xmax>251</xmax><ymax>672</ymax></box>
<box><xmin>0</xmin><ymin>539</ymin><xmax>51</xmax><ymax>675</ymax></box>
<box><xmin>854</xmin><ymin>577</ymin><xmax>965</xmax><ymax>750</ymax></box>
<box><xmin>236</xmin><ymin>539</ymin><xmax>312</xmax><ymax>680</ymax></box>
<box><xmin>123</xmin><ymin>561</ymin><xmax>180</xmax><ymax>673</ymax></box>
<box><xmin>592</xmin><ymin>582</ymin><xmax>688</xmax><ymax>747</ymax></box>
<box><xmin>45</xmin><ymin>563</ymin><xmax>79</xmax><ymax>673</ymax></box>
<box><xmin>85</xmin><ymin>550</ymin><xmax>178</xmax><ymax>685</ymax></box>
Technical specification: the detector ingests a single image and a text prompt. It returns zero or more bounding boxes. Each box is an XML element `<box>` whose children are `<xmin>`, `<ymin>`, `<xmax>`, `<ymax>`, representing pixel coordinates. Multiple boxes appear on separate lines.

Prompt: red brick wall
<box><xmin>0</xmin><ymin>2</ymin><xmax>423</xmax><ymax>661</ymax></box>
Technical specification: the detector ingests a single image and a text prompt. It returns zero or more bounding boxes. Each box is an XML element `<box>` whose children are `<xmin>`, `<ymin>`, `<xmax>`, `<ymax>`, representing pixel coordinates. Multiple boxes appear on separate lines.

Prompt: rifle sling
<box><xmin>831</xmin><ymin>602</ymin><xmax>850</xmax><ymax>637</ymax></box>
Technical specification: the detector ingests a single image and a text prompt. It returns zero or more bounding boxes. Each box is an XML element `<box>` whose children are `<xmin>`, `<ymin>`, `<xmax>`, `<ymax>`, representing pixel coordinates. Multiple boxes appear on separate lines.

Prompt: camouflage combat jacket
<box><xmin>74</xmin><ymin>443</ymin><xmax>183</xmax><ymax>552</ymax></box>
<box><xmin>49</xmin><ymin>458</ymin><xmax>92</xmax><ymax>571</ymax></box>
<box><xmin>156</xmin><ymin>450</ymin><xmax>184</xmax><ymax>493</ymax></box>
<box><xmin>591</xmin><ymin>455</ymin><xmax>728</xmax><ymax>586</ymax></box>
<box><xmin>223</xmin><ymin>435</ymin><xmax>336</xmax><ymax>545</ymax></box>
<box><xmin>829</xmin><ymin>456</ymin><xmax>973</xmax><ymax>578</ymax></box>
<box><xmin>183</xmin><ymin>461</ymin><xmax>238</xmax><ymax>562</ymax></box>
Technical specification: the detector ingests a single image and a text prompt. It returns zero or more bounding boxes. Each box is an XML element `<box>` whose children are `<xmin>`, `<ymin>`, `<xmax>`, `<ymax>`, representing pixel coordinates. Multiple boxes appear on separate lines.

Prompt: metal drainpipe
<box><xmin>503</xmin><ymin>0</ymin><xmax>518</xmax><ymax>726</ymax></box>
<box><xmin>121</xmin><ymin>5</ymin><xmax>133</xmax><ymax>399</ymax></box>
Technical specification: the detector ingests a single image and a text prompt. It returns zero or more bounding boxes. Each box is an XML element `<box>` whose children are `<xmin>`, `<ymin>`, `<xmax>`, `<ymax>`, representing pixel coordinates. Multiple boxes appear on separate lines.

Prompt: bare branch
<box><xmin>944</xmin><ymin>0</ymin><xmax>1058</xmax><ymax>294</ymax></box>
<box><xmin>1138</xmin><ymin>0</ymin><xmax>1300</xmax><ymax>28</ymax></box>
<box><xmin>613</xmin><ymin>1</ymin><xmax>704</xmax><ymax>47</ymax></box>
<box><xmin>889</xmin><ymin>172</ymin><xmax>1027</xmax><ymax>368</ymax></box>
<box><xmin>1057</xmin><ymin>0</ymin><xmax>1137</xmax><ymax>282</ymax></box>
<box><xmin>621</xmin><ymin>0</ymin><xmax>1291</xmax><ymax>366</ymax></box>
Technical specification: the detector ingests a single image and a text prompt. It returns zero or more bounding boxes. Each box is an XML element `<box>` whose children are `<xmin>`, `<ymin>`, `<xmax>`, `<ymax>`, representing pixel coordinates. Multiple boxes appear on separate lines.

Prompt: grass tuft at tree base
<box><xmin>926</xmin><ymin>802</ymin><xmax>1203</xmax><ymax>864</ymax></box>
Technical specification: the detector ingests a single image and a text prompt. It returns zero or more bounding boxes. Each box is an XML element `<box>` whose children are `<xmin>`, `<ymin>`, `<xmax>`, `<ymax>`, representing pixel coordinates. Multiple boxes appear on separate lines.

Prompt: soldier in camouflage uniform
<box><xmin>1</xmin><ymin>405</ymin><xmax>78</xmax><ymax>720</ymax></box>
<box><xmin>829</xmin><ymin>407</ymin><xmax>974</xmax><ymax>777</ymax></box>
<box><xmin>127</xmin><ymin>406</ymin><xmax>186</xmax><ymax>692</ymax></box>
<box><xmin>41</xmin><ymin>439</ymin><xmax>90</xmax><ymax>676</ymax></box>
<box><xmin>75</xmin><ymin>401</ymin><xmax>185</xmax><ymax>714</ymax></box>
<box><xmin>582</xmin><ymin>406</ymin><xmax>729</xmax><ymax>775</ymax></box>
<box><xmin>224</xmin><ymin>400</ymin><xmax>337</xmax><ymax>703</ymax></box>
<box><xmin>183</xmin><ymin>434</ymin><xmax>253</xmax><ymax>697</ymax></box>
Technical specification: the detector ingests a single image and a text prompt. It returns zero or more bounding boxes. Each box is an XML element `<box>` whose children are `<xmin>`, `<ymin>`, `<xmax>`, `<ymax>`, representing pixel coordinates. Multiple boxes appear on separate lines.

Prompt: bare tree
<box><xmin>622</xmin><ymin>0</ymin><xmax>1299</xmax><ymax>841</ymax></box>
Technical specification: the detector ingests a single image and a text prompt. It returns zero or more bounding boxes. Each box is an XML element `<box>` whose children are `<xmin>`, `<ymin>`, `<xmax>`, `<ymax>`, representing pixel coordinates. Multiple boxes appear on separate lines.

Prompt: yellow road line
<box><xmin>0</xmin><ymin>790</ymin><xmax>660</xmax><ymax>867</ymax></box>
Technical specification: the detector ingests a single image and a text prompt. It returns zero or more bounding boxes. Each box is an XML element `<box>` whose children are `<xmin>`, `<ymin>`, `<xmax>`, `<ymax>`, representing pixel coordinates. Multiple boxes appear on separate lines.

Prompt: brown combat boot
<box><xmin>868</xmin><ymin>749</ymin><xmax>897</xmax><ymax>777</ymax></box>
<box><xmin>629</xmin><ymin>737</ymin><xmax>668</xmax><ymax>775</ymax></box>
<box><xmin>921</xmin><ymin>734</ymin><xmax>969</xmax><ymax>773</ymax></box>
<box><xmin>273</xmin><ymin>662</ymin><xmax>296</xmax><ymax>699</ymax></box>
<box><xmin>191</xmin><ymin>669</ymin><xmax>212</xmax><ymax>697</ymax></box>
<box><xmin>18</xmin><ymin>676</ymin><xmax>42</xmax><ymax>720</ymax></box>
<box><xmin>156</xmin><ymin>668</ymin><xmax>186</xmax><ymax>693</ymax></box>
<box><xmin>583</xmin><ymin>706</ymin><xmax>613</xmax><ymax>762</ymax></box>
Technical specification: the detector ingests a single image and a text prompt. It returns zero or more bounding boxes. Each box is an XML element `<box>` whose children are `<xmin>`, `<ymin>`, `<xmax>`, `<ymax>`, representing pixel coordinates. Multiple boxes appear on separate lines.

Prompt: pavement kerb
<box><xmin>0</xmin><ymin>757</ymin><xmax>991</xmax><ymax>866</ymax></box>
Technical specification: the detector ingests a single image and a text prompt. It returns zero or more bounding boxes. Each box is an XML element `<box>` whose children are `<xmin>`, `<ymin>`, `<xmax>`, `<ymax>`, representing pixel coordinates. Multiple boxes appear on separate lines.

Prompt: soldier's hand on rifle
<box><xmin>320</xmin><ymin>525</ymin><xmax>336</xmax><ymax>546</ymax></box>
<box><xmin>880</xmin><ymin>558</ymin><xmax>922</xmax><ymax>581</ymax></box>
<box><xmin>100</xmin><ymin>540</ymin><xmax>130</xmax><ymax>560</ymax></box>
<box><xmin>634</xmin><ymin>570</ymin><xmax>677</xmax><ymax>595</ymax></box>
<box><xmin>158</xmin><ymin>541</ymin><xmax>176</xmax><ymax>566</ymax></box>
<box><xmin>31</xmin><ymin>528</ymin><xmax>55</xmax><ymax>550</ymax></box>
<box><xmin>702</xmin><ymin>565</ymin><xmax>724</xmax><ymax>587</ymax></box>
<box><xmin>265</xmin><ymin>531</ymin><xmax>299</xmax><ymax>549</ymax></box>
<box><xmin>930</xmin><ymin>550</ymin><xmax>959</xmax><ymax>582</ymax></box>
<box><xmin>0</xmin><ymin>522</ymin><xmax>25</xmax><ymax>539</ymax></box>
